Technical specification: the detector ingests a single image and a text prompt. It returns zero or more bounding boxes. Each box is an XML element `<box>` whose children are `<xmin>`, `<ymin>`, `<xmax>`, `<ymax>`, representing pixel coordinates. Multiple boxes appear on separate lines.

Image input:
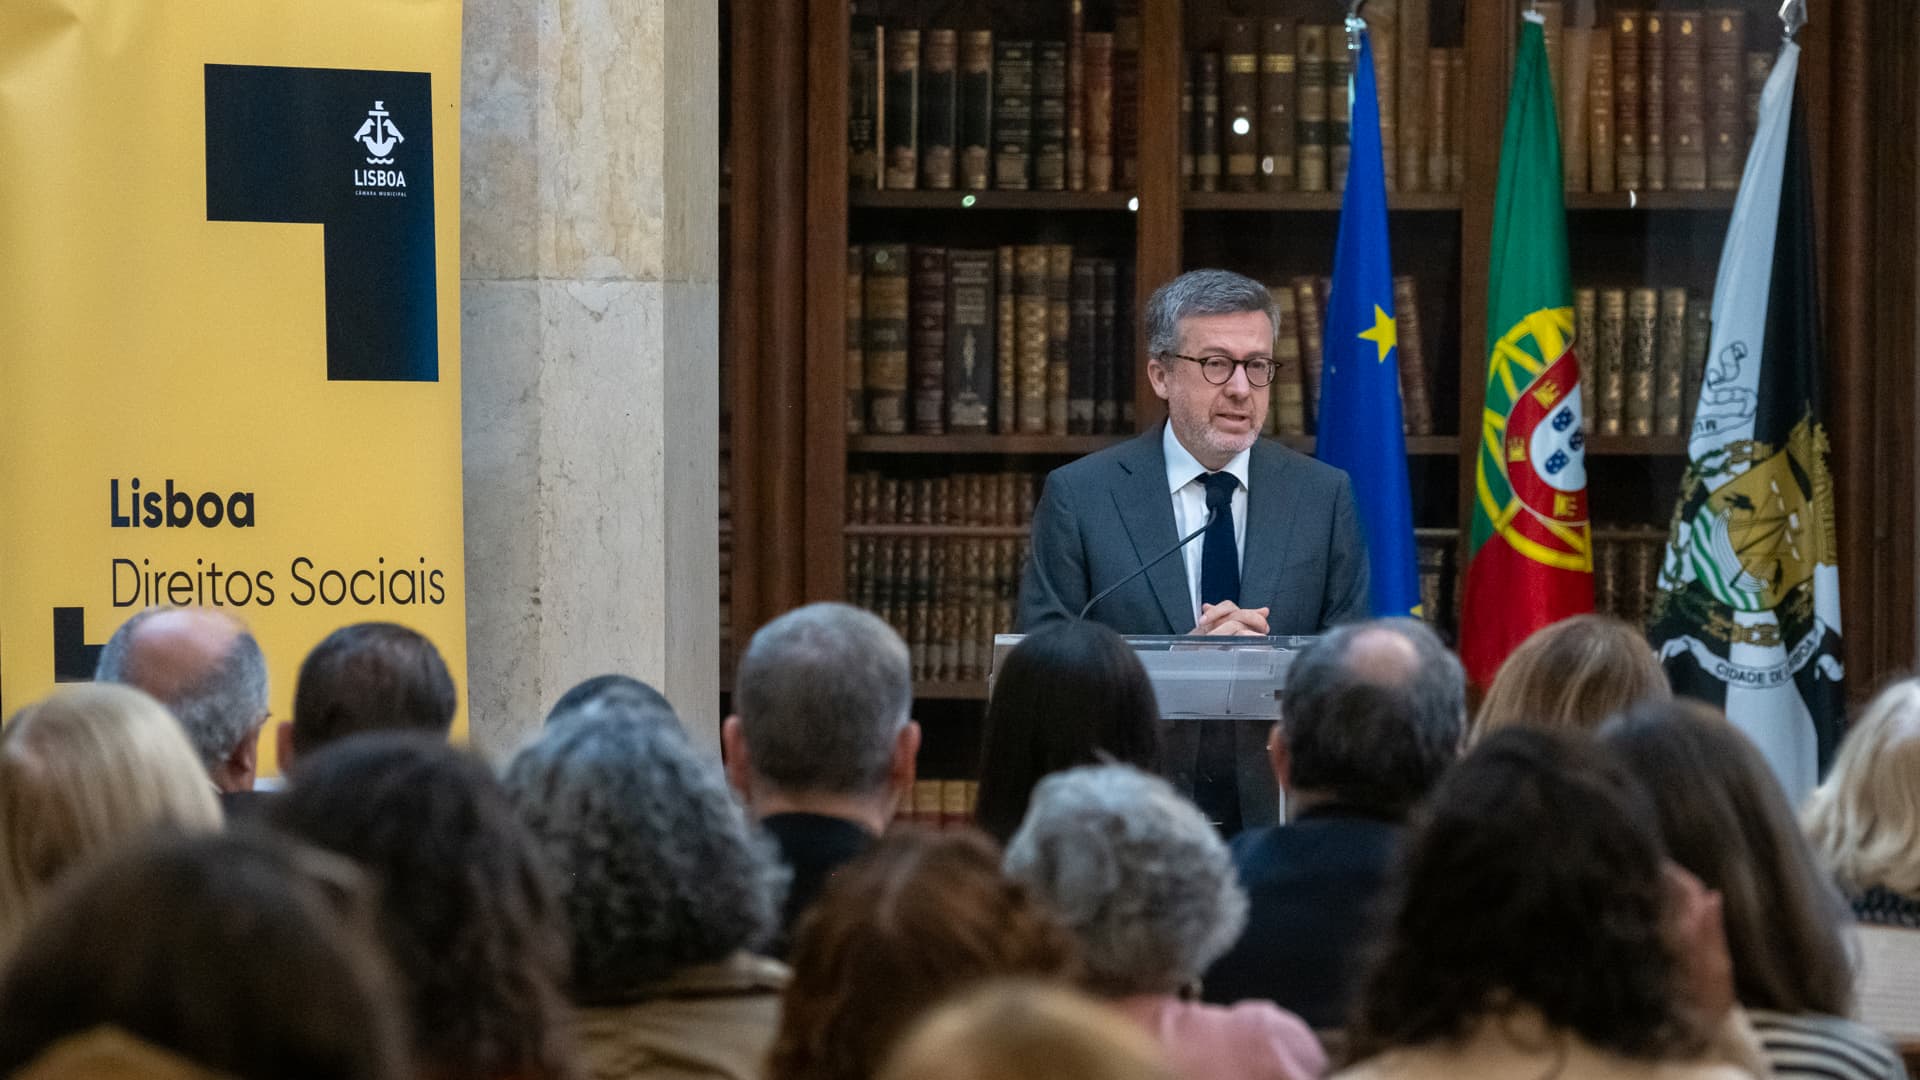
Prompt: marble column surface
<box><xmin>460</xmin><ymin>0</ymin><xmax>720</xmax><ymax>760</ymax></box>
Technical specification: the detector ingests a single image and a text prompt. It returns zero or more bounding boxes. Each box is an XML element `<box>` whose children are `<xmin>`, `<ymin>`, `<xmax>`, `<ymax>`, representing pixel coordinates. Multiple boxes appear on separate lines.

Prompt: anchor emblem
<box><xmin>353</xmin><ymin>101</ymin><xmax>404</xmax><ymax>164</ymax></box>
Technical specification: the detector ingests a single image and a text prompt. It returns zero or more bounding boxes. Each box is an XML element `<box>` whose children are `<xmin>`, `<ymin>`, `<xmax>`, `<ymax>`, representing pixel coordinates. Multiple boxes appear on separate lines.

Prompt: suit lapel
<box><xmin>1239</xmin><ymin>440</ymin><xmax>1302</xmax><ymax>614</ymax></box>
<box><xmin>1111</xmin><ymin>428</ymin><xmax>1195</xmax><ymax>633</ymax></box>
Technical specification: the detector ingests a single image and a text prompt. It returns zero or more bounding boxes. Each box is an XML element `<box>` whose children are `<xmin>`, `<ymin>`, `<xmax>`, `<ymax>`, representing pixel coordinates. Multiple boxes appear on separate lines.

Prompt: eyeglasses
<box><xmin>1164</xmin><ymin>352</ymin><xmax>1277</xmax><ymax>387</ymax></box>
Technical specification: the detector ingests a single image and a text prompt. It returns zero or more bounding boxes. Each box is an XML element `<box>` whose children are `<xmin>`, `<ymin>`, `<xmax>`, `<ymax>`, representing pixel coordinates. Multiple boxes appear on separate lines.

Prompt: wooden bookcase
<box><xmin>724</xmin><ymin>0</ymin><xmax>1916</xmax><ymax>769</ymax></box>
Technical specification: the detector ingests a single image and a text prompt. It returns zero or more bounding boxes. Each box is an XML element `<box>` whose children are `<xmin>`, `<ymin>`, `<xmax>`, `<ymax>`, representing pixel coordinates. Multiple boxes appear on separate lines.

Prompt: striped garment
<box><xmin>1747</xmin><ymin>1009</ymin><xmax>1908</xmax><ymax>1080</ymax></box>
<box><xmin>1852</xmin><ymin>886</ymin><xmax>1920</xmax><ymax>930</ymax></box>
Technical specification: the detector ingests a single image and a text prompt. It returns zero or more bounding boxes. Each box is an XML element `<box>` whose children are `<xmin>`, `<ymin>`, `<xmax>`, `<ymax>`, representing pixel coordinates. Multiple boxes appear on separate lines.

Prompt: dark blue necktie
<box><xmin>1199</xmin><ymin>471</ymin><xmax>1240</xmax><ymax>608</ymax></box>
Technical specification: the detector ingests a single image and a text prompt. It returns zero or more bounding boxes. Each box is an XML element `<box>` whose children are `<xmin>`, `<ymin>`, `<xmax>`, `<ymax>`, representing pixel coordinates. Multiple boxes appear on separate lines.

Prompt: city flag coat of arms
<box><xmin>1648</xmin><ymin>38</ymin><xmax>1841</xmax><ymax>805</ymax></box>
<box><xmin>1460</xmin><ymin>13</ymin><xmax>1593</xmax><ymax>688</ymax></box>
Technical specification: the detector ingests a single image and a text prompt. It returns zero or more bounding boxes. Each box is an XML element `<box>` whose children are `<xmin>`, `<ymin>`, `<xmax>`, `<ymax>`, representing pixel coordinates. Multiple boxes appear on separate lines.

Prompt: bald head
<box><xmin>96</xmin><ymin>607</ymin><xmax>270</xmax><ymax>791</ymax></box>
<box><xmin>1339</xmin><ymin>625</ymin><xmax>1426</xmax><ymax>687</ymax></box>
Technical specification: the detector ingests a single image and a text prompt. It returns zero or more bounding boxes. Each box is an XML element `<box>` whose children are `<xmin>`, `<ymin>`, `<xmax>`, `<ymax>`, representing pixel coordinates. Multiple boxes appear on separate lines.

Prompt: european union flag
<box><xmin>1316</xmin><ymin>23</ymin><xmax>1421</xmax><ymax>617</ymax></box>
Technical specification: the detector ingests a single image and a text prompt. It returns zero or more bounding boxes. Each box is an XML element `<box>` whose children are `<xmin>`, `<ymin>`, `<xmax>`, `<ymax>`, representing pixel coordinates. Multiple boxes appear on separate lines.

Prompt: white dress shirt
<box><xmin>1162</xmin><ymin>423</ymin><xmax>1251</xmax><ymax>627</ymax></box>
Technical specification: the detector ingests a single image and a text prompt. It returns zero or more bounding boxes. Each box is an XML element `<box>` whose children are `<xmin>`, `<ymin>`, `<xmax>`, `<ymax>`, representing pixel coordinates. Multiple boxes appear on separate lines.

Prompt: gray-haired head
<box><xmin>504</xmin><ymin>699</ymin><xmax>786</xmax><ymax>1004</ymax></box>
<box><xmin>544</xmin><ymin>674</ymin><xmax>678</xmax><ymax>728</ymax></box>
<box><xmin>1003</xmin><ymin>764</ymin><xmax>1246</xmax><ymax>996</ymax></box>
<box><xmin>94</xmin><ymin>606</ymin><xmax>269</xmax><ymax>770</ymax></box>
<box><xmin>1278</xmin><ymin>618</ymin><xmax>1465</xmax><ymax>817</ymax></box>
<box><xmin>734</xmin><ymin>602</ymin><xmax>912</xmax><ymax>796</ymax></box>
<box><xmin>1142</xmin><ymin>268</ymin><xmax>1280</xmax><ymax>359</ymax></box>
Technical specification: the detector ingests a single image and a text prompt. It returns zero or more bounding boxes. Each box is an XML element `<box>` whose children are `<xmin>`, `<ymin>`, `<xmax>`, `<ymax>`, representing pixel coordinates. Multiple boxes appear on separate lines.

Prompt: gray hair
<box><xmin>1279</xmin><ymin>618</ymin><xmax>1466</xmax><ymax>817</ymax></box>
<box><xmin>95</xmin><ymin>607</ymin><xmax>269</xmax><ymax>768</ymax></box>
<box><xmin>1003</xmin><ymin>765</ymin><xmax>1246</xmax><ymax>996</ymax></box>
<box><xmin>1142</xmin><ymin>268</ymin><xmax>1280</xmax><ymax>358</ymax></box>
<box><xmin>503</xmin><ymin>698</ymin><xmax>787</xmax><ymax>1004</ymax></box>
<box><xmin>734</xmin><ymin>602</ymin><xmax>912</xmax><ymax>796</ymax></box>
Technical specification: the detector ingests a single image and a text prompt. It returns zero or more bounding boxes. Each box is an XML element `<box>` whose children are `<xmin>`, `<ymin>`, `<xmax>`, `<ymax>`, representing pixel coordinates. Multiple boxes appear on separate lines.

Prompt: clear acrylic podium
<box><xmin>991</xmin><ymin>634</ymin><xmax>1317</xmax><ymax>831</ymax></box>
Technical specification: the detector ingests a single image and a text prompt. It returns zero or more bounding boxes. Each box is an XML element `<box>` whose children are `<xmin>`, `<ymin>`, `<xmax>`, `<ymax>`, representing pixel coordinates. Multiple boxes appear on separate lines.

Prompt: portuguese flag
<box><xmin>1460</xmin><ymin>14</ymin><xmax>1594</xmax><ymax>688</ymax></box>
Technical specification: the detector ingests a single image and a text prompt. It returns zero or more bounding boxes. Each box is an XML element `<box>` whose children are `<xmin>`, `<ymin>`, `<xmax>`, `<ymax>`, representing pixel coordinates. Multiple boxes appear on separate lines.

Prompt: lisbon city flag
<box><xmin>1648</xmin><ymin>39</ymin><xmax>1841</xmax><ymax>805</ymax></box>
<box><xmin>1460</xmin><ymin>14</ymin><xmax>1593</xmax><ymax>688</ymax></box>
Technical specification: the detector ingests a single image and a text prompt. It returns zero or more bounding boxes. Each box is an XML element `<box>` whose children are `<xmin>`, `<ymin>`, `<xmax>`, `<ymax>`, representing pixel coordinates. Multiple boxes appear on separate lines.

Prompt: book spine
<box><xmin>1046</xmin><ymin>244</ymin><xmax>1073</xmax><ymax>435</ymax></box>
<box><xmin>945</xmin><ymin>249</ymin><xmax>996</xmax><ymax>434</ymax></box>
<box><xmin>1746</xmin><ymin>51</ymin><xmax>1770</xmax><ymax>155</ymax></box>
<box><xmin>1034</xmin><ymin>41</ymin><xmax>1069</xmax><ymax>191</ymax></box>
<box><xmin>958</xmin><ymin>29</ymin><xmax>994</xmax><ymax>191</ymax></box>
<box><xmin>1394</xmin><ymin>276</ymin><xmax>1433</xmax><ymax>435</ymax></box>
<box><xmin>1596</xmin><ymin>537</ymin><xmax>1621</xmax><ymax>617</ymax></box>
<box><xmin>1259</xmin><ymin>19</ymin><xmax>1298</xmax><ymax>192</ymax></box>
<box><xmin>1085</xmin><ymin>32</ymin><xmax>1115</xmax><ymax>193</ymax></box>
<box><xmin>850</xmin><ymin>19</ymin><xmax>882</xmax><ymax>190</ymax></box>
<box><xmin>1398</xmin><ymin>0</ymin><xmax>1428</xmax><ymax>193</ymax></box>
<box><xmin>1067</xmin><ymin>1</ymin><xmax>1086</xmax><ymax>192</ymax></box>
<box><xmin>1116</xmin><ymin>261</ymin><xmax>1136</xmax><ymax>430</ymax></box>
<box><xmin>1561</xmin><ymin>26</ymin><xmax>1592</xmax><ymax>192</ymax></box>
<box><xmin>1269</xmin><ymin>285</ymin><xmax>1307</xmax><ymax>436</ymax></box>
<box><xmin>1179</xmin><ymin>54</ymin><xmax>1195</xmax><ymax>188</ymax></box>
<box><xmin>1094</xmin><ymin>260</ymin><xmax>1118</xmax><ymax>433</ymax></box>
<box><xmin>847</xmin><ymin>244</ymin><xmax>865</xmax><ymax>434</ymax></box>
<box><xmin>1447</xmin><ymin>49</ymin><xmax>1466</xmax><ymax>191</ymax></box>
<box><xmin>1705</xmin><ymin>11</ymin><xmax>1746</xmax><ymax>191</ymax></box>
<box><xmin>1667</xmin><ymin>12</ymin><xmax>1707</xmax><ymax>192</ymax></box>
<box><xmin>1068</xmin><ymin>258</ymin><xmax>1097</xmax><ymax>434</ymax></box>
<box><xmin>1614</xmin><ymin>12</ymin><xmax>1643</xmax><ymax>190</ymax></box>
<box><xmin>956</xmin><ymin>537</ymin><xmax>980</xmax><ymax>681</ymax></box>
<box><xmin>1597</xmin><ymin>287</ymin><xmax>1627</xmax><ymax>435</ymax></box>
<box><xmin>1223</xmin><ymin>19</ymin><xmax>1260</xmax><ymax>192</ymax></box>
<box><xmin>921</xmin><ymin>29</ymin><xmax>958</xmax><ymax>190</ymax></box>
<box><xmin>875</xmin><ymin>476</ymin><xmax>898</xmax><ymax>524</ymax></box>
<box><xmin>884</xmin><ymin>28</ymin><xmax>921</xmax><ymax>191</ymax></box>
<box><xmin>1194</xmin><ymin>51</ymin><xmax>1222</xmax><ymax>191</ymax></box>
<box><xmin>864</xmin><ymin>244</ymin><xmax>910</xmax><ymax>434</ymax></box>
<box><xmin>1425</xmin><ymin>47</ymin><xmax>1450</xmax><ymax>194</ymax></box>
<box><xmin>1682</xmin><ymin>289</ymin><xmax>1710</xmax><ymax>431</ymax></box>
<box><xmin>1293</xmin><ymin>277</ymin><xmax>1325</xmax><ymax>431</ymax></box>
<box><xmin>993</xmin><ymin>41</ymin><xmax>1034</xmax><ymax>190</ymax></box>
<box><xmin>910</xmin><ymin>246</ymin><xmax>948</xmax><ymax>434</ymax></box>
<box><xmin>1587</xmin><ymin>31</ymin><xmax>1615</xmax><ymax>193</ymax></box>
<box><xmin>995</xmin><ymin>246</ymin><xmax>1018</xmax><ymax>433</ymax></box>
<box><xmin>1574</xmin><ymin>287</ymin><xmax>1598</xmax><ymax>434</ymax></box>
<box><xmin>1297</xmin><ymin>27</ymin><xmax>1330</xmax><ymax>193</ymax></box>
<box><xmin>909</xmin><ymin>536</ymin><xmax>930</xmax><ymax>679</ymax></box>
<box><xmin>1115</xmin><ymin>4</ymin><xmax>1142</xmax><ymax>190</ymax></box>
<box><xmin>1328</xmin><ymin>25</ymin><xmax>1352</xmax><ymax>192</ymax></box>
<box><xmin>1642</xmin><ymin>14</ymin><xmax>1667</xmax><ymax>191</ymax></box>
<box><xmin>1624</xmin><ymin>286</ymin><xmax>1658</xmax><ymax>436</ymax></box>
<box><xmin>1015</xmin><ymin>245</ymin><xmax>1050</xmax><ymax>433</ymax></box>
<box><xmin>1655</xmin><ymin>286</ymin><xmax>1689</xmax><ymax>435</ymax></box>
<box><xmin>1536</xmin><ymin>1</ymin><xmax>1565</xmax><ymax>107</ymax></box>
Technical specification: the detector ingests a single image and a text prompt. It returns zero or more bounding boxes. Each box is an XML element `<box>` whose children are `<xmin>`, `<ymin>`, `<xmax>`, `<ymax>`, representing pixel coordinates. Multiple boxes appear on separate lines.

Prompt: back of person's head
<box><xmin>769</xmin><ymin>830</ymin><xmax>1079</xmax><ymax>1080</ymax></box>
<box><xmin>974</xmin><ymin>622</ymin><xmax>1164</xmax><ymax>843</ymax></box>
<box><xmin>1804</xmin><ymin>677</ymin><xmax>1920</xmax><ymax>898</ymax></box>
<box><xmin>1004</xmin><ymin>764</ymin><xmax>1243</xmax><ymax>997</ymax></box>
<box><xmin>730</xmin><ymin>603</ymin><xmax>913</xmax><ymax>798</ymax></box>
<box><xmin>0</xmin><ymin>684</ymin><xmax>222</xmax><ymax>954</ymax></box>
<box><xmin>288</xmin><ymin>622</ymin><xmax>457</xmax><ymax>760</ymax></box>
<box><xmin>504</xmin><ymin>701</ymin><xmax>784</xmax><ymax>1005</ymax></box>
<box><xmin>1278</xmin><ymin>618</ymin><xmax>1465</xmax><ymax>817</ymax></box>
<box><xmin>1471</xmin><ymin>613</ymin><xmax>1670</xmax><ymax>742</ymax></box>
<box><xmin>268</xmin><ymin>733</ymin><xmax>574</xmax><ymax>1080</ymax></box>
<box><xmin>0</xmin><ymin>831</ymin><xmax>408</xmax><ymax>1080</ymax></box>
<box><xmin>1601</xmin><ymin>699</ymin><xmax>1854</xmax><ymax>1016</ymax></box>
<box><xmin>543</xmin><ymin>674</ymin><xmax>677</xmax><ymax>726</ymax></box>
<box><xmin>878</xmin><ymin>981</ymin><xmax>1172</xmax><ymax>1080</ymax></box>
<box><xmin>94</xmin><ymin>606</ymin><xmax>269</xmax><ymax>784</ymax></box>
<box><xmin>1350</xmin><ymin>727</ymin><xmax>1699</xmax><ymax>1064</ymax></box>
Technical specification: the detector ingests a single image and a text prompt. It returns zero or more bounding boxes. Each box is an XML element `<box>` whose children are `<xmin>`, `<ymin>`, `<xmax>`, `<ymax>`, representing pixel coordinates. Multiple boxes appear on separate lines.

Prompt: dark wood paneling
<box><xmin>805</xmin><ymin>0</ymin><xmax>850</xmax><ymax>603</ymax></box>
<box><xmin>1134</xmin><ymin>0</ymin><xmax>1184</xmax><ymax>431</ymax></box>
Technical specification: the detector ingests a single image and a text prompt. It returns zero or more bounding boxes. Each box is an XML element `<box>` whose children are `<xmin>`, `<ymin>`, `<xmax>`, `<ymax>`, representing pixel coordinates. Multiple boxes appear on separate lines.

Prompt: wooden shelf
<box><xmin>1184</xmin><ymin>190</ymin><xmax>1462</xmax><ymax>212</ymax></box>
<box><xmin>1585</xmin><ymin>435</ymin><xmax>1689</xmax><ymax>456</ymax></box>
<box><xmin>1564</xmin><ymin>190</ymin><xmax>1736</xmax><ymax>211</ymax></box>
<box><xmin>915</xmin><ymin>680</ymin><xmax>989</xmax><ymax>701</ymax></box>
<box><xmin>846</xmin><ymin>524</ymin><xmax>1030</xmax><ymax>537</ymax></box>
<box><xmin>849</xmin><ymin>434</ymin><xmax>1128</xmax><ymax>454</ymax></box>
<box><xmin>851</xmin><ymin>190</ymin><xmax>1138</xmax><ymax>212</ymax></box>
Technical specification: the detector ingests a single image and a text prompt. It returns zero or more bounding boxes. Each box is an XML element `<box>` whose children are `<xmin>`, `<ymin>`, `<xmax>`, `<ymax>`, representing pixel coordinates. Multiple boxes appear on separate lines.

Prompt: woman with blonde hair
<box><xmin>1803</xmin><ymin>677</ymin><xmax>1920</xmax><ymax>925</ymax></box>
<box><xmin>0</xmin><ymin>683</ymin><xmax>222</xmax><ymax>953</ymax></box>
<box><xmin>878</xmin><ymin>981</ymin><xmax>1172</xmax><ymax>1080</ymax></box>
<box><xmin>1471</xmin><ymin>613</ymin><xmax>1670</xmax><ymax>744</ymax></box>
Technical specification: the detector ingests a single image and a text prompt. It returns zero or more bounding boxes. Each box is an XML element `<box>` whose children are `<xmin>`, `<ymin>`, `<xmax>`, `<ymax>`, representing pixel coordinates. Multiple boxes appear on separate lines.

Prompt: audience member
<box><xmin>1470</xmin><ymin>613</ymin><xmax>1670</xmax><ymax>743</ymax></box>
<box><xmin>94</xmin><ymin>605</ymin><xmax>270</xmax><ymax>799</ymax></box>
<box><xmin>723</xmin><ymin>603</ymin><xmax>919</xmax><ymax>949</ymax></box>
<box><xmin>0</xmin><ymin>832</ymin><xmax>408</xmax><ymax>1080</ymax></box>
<box><xmin>1203</xmin><ymin>618</ymin><xmax>1464</xmax><ymax>1027</ymax></box>
<box><xmin>1603</xmin><ymin>700</ymin><xmax>1904</xmax><ymax>1080</ymax></box>
<box><xmin>545</xmin><ymin>673</ymin><xmax>678</xmax><ymax>726</ymax></box>
<box><xmin>1804</xmin><ymin>677</ymin><xmax>1920</xmax><ymax>927</ymax></box>
<box><xmin>505</xmin><ymin>699</ymin><xmax>788</xmax><ymax>1080</ymax></box>
<box><xmin>1005</xmin><ymin>765</ymin><xmax>1325</xmax><ymax>1080</ymax></box>
<box><xmin>278</xmin><ymin>621</ymin><xmax>457</xmax><ymax>770</ymax></box>
<box><xmin>768</xmin><ymin>830</ymin><xmax>1079</xmax><ymax>1080</ymax></box>
<box><xmin>1340</xmin><ymin>727</ymin><xmax>1762</xmax><ymax>1080</ymax></box>
<box><xmin>878</xmin><ymin>981</ymin><xmax>1174</xmax><ymax>1080</ymax></box>
<box><xmin>0</xmin><ymin>683</ymin><xmax>222</xmax><ymax>955</ymax></box>
<box><xmin>269</xmin><ymin>733</ymin><xmax>577</xmax><ymax>1080</ymax></box>
<box><xmin>973</xmin><ymin>621</ymin><xmax>1164</xmax><ymax>843</ymax></box>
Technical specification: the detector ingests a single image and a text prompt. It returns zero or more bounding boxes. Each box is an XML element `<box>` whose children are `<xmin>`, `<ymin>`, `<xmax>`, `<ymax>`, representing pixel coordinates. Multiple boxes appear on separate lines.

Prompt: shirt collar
<box><xmin>1162</xmin><ymin>422</ymin><xmax>1252</xmax><ymax>494</ymax></box>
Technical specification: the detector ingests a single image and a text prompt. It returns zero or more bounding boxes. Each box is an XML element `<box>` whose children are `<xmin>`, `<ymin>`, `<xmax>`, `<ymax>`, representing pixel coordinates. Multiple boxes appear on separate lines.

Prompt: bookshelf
<box><xmin>725</xmin><ymin>0</ymin><xmax>1916</xmax><ymax>761</ymax></box>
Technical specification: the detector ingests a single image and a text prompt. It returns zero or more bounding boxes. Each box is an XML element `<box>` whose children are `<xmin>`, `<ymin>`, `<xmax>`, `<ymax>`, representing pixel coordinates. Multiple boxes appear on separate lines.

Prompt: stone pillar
<box><xmin>460</xmin><ymin>0</ymin><xmax>720</xmax><ymax>758</ymax></box>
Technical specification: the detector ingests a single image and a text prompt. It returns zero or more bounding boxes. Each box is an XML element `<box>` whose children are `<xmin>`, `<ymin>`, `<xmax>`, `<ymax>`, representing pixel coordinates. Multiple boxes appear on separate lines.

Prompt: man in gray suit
<box><xmin>1017</xmin><ymin>268</ymin><xmax>1371</xmax><ymax>831</ymax></box>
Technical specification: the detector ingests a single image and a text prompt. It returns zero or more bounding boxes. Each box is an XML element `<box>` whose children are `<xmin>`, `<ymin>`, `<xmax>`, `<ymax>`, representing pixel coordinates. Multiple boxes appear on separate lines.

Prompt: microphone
<box><xmin>1078</xmin><ymin>506</ymin><xmax>1217</xmax><ymax>621</ymax></box>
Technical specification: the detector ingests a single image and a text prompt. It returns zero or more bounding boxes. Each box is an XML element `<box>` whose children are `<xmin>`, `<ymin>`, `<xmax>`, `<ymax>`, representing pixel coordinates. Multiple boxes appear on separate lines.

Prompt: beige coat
<box><xmin>573</xmin><ymin>952</ymin><xmax>789</xmax><ymax>1080</ymax></box>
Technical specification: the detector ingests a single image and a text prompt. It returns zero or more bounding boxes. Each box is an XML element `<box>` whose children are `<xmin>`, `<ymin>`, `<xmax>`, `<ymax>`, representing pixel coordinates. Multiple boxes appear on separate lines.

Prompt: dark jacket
<box><xmin>759</xmin><ymin>812</ymin><xmax>875</xmax><ymax>959</ymax></box>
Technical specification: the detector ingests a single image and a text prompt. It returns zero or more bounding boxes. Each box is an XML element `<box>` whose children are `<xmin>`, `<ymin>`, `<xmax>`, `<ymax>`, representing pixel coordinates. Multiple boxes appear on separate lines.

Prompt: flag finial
<box><xmin>1346</xmin><ymin>0</ymin><xmax>1366</xmax><ymax>50</ymax></box>
<box><xmin>1778</xmin><ymin>0</ymin><xmax>1806</xmax><ymax>39</ymax></box>
<box><xmin>1522</xmin><ymin>0</ymin><xmax>1544</xmax><ymax>26</ymax></box>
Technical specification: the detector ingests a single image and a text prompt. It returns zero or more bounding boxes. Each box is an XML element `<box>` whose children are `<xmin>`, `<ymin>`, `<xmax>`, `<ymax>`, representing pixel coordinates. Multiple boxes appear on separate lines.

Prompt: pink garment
<box><xmin>1114</xmin><ymin>994</ymin><xmax>1328</xmax><ymax>1080</ymax></box>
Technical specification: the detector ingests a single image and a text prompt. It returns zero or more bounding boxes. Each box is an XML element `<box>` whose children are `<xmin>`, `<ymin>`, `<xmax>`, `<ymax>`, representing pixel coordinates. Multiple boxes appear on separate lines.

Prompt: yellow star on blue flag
<box><xmin>1358</xmin><ymin>304</ymin><xmax>1398</xmax><ymax>363</ymax></box>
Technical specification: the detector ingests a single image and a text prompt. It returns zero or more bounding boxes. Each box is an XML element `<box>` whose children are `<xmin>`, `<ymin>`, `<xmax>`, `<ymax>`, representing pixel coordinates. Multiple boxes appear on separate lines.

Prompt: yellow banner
<box><xmin>0</xmin><ymin>0</ymin><xmax>466</xmax><ymax>770</ymax></box>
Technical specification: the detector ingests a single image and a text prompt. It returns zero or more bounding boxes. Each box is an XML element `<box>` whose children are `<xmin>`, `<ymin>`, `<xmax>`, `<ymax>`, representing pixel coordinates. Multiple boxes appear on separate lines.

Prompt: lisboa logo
<box><xmin>352</xmin><ymin>101</ymin><xmax>408</xmax><ymax>190</ymax></box>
